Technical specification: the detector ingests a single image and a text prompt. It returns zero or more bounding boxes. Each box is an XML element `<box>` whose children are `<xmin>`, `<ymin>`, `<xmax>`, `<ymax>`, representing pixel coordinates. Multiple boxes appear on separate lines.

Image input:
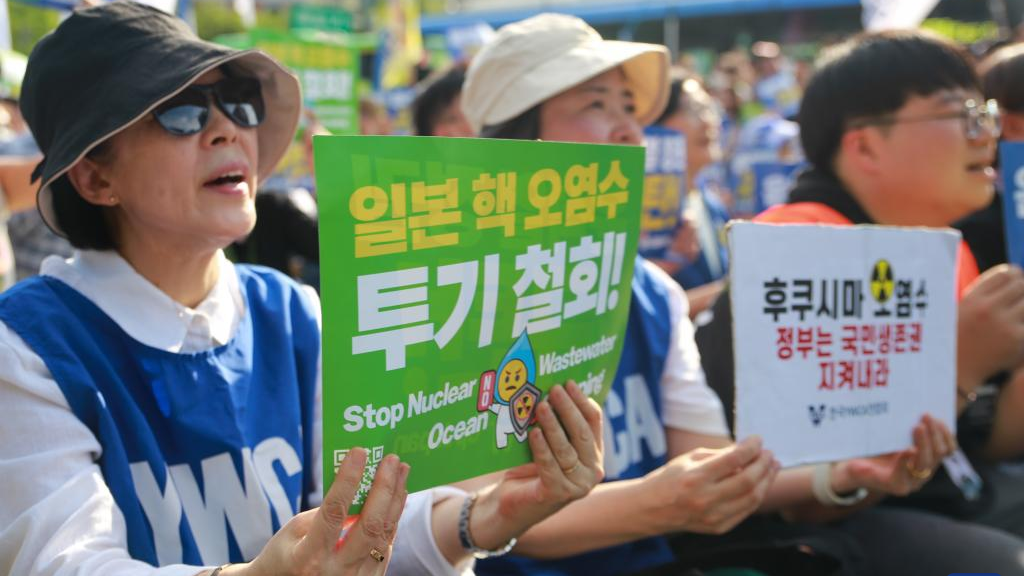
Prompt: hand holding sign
<box><xmin>832</xmin><ymin>414</ymin><xmax>956</xmax><ymax>497</ymax></box>
<box><xmin>243</xmin><ymin>448</ymin><xmax>409</xmax><ymax>576</ymax></box>
<box><xmin>469</xmin><ymin>381</ymin><xmax>604</xmax><ymax>550</ymax></box>
<box><xmin>642</xmin><ymin>436</ymin><xmax>779</xmax><ymax>535</ymax></box>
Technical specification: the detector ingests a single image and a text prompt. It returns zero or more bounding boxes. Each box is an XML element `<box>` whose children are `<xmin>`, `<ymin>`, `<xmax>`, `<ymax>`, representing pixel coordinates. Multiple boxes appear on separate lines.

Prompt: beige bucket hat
<box><xmin>462</xmin><ymin>13</ymin><xmax>670</xmax><ymax>133</ymax></box>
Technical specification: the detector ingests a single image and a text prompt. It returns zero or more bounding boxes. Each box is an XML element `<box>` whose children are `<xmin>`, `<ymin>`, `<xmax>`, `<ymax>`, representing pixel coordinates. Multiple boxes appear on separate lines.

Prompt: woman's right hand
<box><xmin>235</xmin><ymin>448</ymin><xmax>409</xmax><ymax>576</ymax></box>
<box><xmin>466</xmin><ymin>381</ymin><xmax>605</xmax><ymax>550</ymax></box>
<box><xmin>643</xmin><ymin>436</ymin><xmax>778</xmax><ymax>535</ymax></box>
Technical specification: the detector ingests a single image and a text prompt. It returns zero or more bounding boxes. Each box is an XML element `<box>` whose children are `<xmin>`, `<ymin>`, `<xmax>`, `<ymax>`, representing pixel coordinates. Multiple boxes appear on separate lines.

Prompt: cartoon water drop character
<box><xmin>479</xmin><ymin>332</ymin><xmax>541</xmax><ymax>448</ymax></box>
<box><xmin>498</xmin><ymin>358</ymin><xmax>527</xmax><ymax>402</ymax></box>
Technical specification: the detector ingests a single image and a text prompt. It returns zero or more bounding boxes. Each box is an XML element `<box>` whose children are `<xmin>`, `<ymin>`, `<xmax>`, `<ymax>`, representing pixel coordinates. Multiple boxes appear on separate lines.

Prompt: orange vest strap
<box><xmin>753</xmin><ymin>202</ymin><xmax>854</xmax><ymax>225</ymax></box>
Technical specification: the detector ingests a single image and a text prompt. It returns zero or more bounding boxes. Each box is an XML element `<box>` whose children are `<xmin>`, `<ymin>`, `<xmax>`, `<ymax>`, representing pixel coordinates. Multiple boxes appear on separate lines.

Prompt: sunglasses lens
<box><xmin>217</xmin><ymin>78</ymin><xmax>264</xmax><ymax>128</ymax></box>
<box><xmin>154</xmin><ymin>89</ymin><xmax>208</xmax><ymax>135</ymax></box>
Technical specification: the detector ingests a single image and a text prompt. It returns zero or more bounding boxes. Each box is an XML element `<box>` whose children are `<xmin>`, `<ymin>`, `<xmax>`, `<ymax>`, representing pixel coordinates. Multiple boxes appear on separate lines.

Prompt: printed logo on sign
<box><xmin>478</xmin><ymin>332</ymin><xmax>541</xmax><ymax>449</ymax></box>
<box><xmin>808</xmin><ymin>404</ymin><xmax>827</xmax><ymax>427</ymax></box>
<box><xmin>870</xmin><ymin>259</ymin><xmax>894</xmax><ymax>303</ymax></box>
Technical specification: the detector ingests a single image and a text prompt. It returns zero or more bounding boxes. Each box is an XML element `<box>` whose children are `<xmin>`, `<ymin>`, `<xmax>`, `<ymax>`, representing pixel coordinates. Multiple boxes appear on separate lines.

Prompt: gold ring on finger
<box><xmin>561</xmin><ymin>462</ymin><xmax>581</xmax><ymax>476</ymax></box>
<box><xmin>369</xmin><ymin>548</ymin><xmax>386</xmax><ymax>563</ymax></box>
<box><xmin>905</xmin><ymin>461</ymin><xmax>932</xmax><ymax>480</ymax></box>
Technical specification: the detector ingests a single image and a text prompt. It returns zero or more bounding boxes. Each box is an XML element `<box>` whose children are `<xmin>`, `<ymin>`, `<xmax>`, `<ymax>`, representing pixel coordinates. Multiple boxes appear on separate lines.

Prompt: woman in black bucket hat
<box><xmin>0</xmin><ymin>3</ymin><xmax>604</xmax><ymax>575</ymax></box>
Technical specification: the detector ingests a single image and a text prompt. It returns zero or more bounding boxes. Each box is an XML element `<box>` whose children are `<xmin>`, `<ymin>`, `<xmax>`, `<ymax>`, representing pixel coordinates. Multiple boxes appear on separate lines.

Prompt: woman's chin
<box><xmin>202</xmin><ymin>217</ymin><xmax>257</xmax><ymax>248</ymax></box>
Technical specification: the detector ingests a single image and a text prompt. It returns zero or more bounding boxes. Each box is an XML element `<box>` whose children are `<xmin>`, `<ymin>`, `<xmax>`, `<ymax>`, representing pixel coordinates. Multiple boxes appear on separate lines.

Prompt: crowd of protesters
<box><xmin>2</xmin><ymin>2</ymin><xmax>1024</xmax><ymax>576</ymax></box>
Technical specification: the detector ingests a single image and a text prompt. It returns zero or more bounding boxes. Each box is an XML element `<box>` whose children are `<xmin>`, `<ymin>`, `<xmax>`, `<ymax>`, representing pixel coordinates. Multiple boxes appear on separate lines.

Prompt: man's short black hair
<box><xmin>799</xmin><ymin>29</ymin><xmax>979</xmax><ymax>173</ymax></box>
<box><xmin>411</xmin><ymin>65</ymin><xmax>466</xmax><ymax>136</ymax></box>
<box><xmin>979</xmin><ymin>43</ymin><xmax>1024</xmax><ymax>113</ymax></box>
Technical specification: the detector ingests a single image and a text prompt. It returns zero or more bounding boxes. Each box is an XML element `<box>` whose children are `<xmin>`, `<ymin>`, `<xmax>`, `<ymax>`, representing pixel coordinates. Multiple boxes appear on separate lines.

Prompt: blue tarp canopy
<box><xmin>12</xmin><ymin>0</ymin><xmax>189</xmax><ymax>18</ymax></box>
<box><xmin>421</xmin><ymin>0</ymin><xmax>861</xmax><ymax>34</ymax></box>
<box><xmin>12</xmin><ymin>0</ymin><xmax>75</xmax><ymax>10</ymax></box>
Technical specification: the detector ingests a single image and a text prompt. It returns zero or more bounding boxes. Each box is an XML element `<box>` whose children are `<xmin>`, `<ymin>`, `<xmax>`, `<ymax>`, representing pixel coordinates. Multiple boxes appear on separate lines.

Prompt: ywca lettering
<box><xmin>129</xmin><ymin>437</ymin><xmax>301</xmax><ymax>565</ymax></box>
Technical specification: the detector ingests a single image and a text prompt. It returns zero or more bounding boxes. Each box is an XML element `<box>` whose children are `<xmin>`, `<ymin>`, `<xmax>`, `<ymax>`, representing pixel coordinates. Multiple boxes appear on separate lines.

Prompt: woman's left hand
<box><xmin>468</xmin><ymin>380</ymin><xmax>604</xmax><ymax>550</ymax></box>
<box><xmin>832</xmin><ymin>414</ymin><xmax>956</xmax><ymax>497</ymax></box>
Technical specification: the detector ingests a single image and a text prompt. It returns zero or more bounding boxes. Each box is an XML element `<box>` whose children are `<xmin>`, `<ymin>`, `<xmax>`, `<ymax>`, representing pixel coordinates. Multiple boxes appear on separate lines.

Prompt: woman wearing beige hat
<box><xmin>458</xmin><ymin>13</ymin><xmax>1014</xmax><ymax>576</ymax></box>
<box><xmin>0</xmin><ymin>4</ymin><xmax>604</xmax><ymax>576</ymax></box>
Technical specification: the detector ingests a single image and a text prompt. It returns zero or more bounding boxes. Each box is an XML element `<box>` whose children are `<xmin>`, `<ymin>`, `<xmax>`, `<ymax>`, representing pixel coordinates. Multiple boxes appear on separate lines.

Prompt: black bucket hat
<box><xmin>20</xmin><ymin>1</ymin><xmax>302</xmax><ymax>237</ymax></box>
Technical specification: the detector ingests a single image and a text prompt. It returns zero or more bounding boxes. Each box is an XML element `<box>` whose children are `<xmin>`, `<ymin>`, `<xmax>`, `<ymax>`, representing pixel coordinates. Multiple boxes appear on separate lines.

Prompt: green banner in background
<box><xmin>290</xmin><ymin>4</ymin><xmax>353</xmax><ymax>33</ymax></box>
<box><xmin>218</xmin><ymin>29</ymin><xmax>361</xmax><ymax>135</ymax></box>
<box><xmin>315</xmin><ymin>136</ymin><xmax>645</xmax><ymax>508</ymax></box>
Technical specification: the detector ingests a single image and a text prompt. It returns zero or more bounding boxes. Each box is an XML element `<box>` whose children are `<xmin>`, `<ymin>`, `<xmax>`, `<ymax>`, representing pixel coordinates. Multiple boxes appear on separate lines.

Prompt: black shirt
<box><xmin>955</xmin><ymin>194</ymin><xmax>1007</xmax><ymax>274</ymax></box>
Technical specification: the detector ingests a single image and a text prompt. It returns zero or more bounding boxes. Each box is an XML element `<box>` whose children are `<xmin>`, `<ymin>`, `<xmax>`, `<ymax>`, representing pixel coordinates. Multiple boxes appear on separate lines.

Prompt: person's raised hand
<box><xmin>958</xmin><ymin>264</ymin><xmax>1024</xmax><ymax>388</ymax></box>
<box><xmin>643</xmin><ymin>436</ymin><xmax>779</xmax><ymax>535</ymax></box>
<box><xmin>238</xmin><ymin>448</ymin><xmax>409</xmax><ymax>576</ymax></box>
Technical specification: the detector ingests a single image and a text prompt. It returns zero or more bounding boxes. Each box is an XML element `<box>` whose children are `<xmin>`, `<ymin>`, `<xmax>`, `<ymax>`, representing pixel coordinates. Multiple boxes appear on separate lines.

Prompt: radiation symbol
<box><xmin>870</xmin><ymin>259</ymin><xmax>894</xmax><ymax>303</ymax></box>
<box><xmin>510</xmin><ymin>382</ymin><xmax>541</xmax><ymax>436</ymax></box>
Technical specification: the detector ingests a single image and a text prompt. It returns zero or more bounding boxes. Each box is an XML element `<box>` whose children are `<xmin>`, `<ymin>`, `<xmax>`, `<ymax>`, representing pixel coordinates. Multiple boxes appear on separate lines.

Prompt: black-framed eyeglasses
<box><xmin>846</xmin><ymin>98</ymin><xmax>1001</xmax><ymax>141</ymax></box>
<box><xmin>152</xmin><ymin>77</ymin><xmax>265</xmax><ymax>136</ymax></box>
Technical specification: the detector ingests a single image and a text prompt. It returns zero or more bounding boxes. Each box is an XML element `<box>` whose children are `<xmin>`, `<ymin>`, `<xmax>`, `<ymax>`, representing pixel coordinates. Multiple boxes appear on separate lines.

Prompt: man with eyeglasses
<box><xmin>697</xmin><ymin>29</ymin><xmax>1024</xmax><ymax>539</ymax></box>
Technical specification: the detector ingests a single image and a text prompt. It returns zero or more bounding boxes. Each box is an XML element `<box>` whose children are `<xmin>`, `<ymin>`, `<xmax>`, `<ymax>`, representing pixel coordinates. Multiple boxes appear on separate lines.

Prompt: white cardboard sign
<box><xmin>730</xmin><ymin>222</ymin><xmax>958</xmax><ymax>466</ymax></box>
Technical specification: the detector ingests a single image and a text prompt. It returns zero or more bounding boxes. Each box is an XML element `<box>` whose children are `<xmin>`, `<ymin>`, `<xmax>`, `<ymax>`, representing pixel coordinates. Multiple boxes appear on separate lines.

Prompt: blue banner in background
<box><xmin>751</xmin><ymin>161</ymin><xmax>804</xmax><ymax>214</ymax></box>
<box><xmin>1000</xmin><ymin>142</ymin><xmax>1024</xmax><ymax>269</ymax></box>
<box><xmin>639</xmin><ymin>126</ymin><xmax>687</xmax><ymax>261</ymax></box>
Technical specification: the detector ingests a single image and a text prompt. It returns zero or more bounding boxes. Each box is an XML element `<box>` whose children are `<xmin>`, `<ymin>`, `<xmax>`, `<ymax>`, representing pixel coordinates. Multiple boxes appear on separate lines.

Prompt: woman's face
<box><xmin>539</xmin><ymin>68</ymin><xmax>642</xmax><ymax>145</ymax></box>
<box><xmin>94</xmin><ymin>68</ymin><xmax>260</xmax><ymax>250</ymax></box>
<box><xmin>659</xmin><ymin>83</ymin><xmax>722</xmax><ymax>177</ymax></box>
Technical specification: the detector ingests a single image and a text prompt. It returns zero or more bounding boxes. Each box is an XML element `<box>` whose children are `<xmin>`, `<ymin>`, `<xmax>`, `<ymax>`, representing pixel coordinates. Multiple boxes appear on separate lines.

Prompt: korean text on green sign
<box><xmin>315</xmin><ymin>136</ymin><xmax>645</xmax><ymax>507</ymax></box>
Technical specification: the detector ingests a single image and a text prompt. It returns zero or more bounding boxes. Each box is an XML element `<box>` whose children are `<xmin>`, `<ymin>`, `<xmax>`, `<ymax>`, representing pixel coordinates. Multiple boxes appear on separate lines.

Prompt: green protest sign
<box><xmin>314</xmin><ymin>136</ymin><xmax>644</xmax><ymax>508</ymax></box>
<box><xmin>217</xmin><ymin>29</ymin><xmax>360</xmax><ymax>134</ymax></box>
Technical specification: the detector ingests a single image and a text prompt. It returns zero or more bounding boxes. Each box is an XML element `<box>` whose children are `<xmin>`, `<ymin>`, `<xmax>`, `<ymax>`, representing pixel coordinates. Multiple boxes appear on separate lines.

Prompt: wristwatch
<box><xmin>458</xmin><ymin>492</ymin><xmax>518</xmax><ymax>558</ymax></box>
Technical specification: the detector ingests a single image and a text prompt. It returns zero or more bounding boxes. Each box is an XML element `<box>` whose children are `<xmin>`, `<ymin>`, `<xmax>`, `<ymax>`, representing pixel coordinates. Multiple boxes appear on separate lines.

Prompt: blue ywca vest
<box><xmin>0</xmin><ymin>265</ymin><xmax>320</xmax><ymax>567</ymax></box>
<box><xmin>480</xmin><ymin>257</ymin><xmax>675</xmax><ymax>576</ymax></box>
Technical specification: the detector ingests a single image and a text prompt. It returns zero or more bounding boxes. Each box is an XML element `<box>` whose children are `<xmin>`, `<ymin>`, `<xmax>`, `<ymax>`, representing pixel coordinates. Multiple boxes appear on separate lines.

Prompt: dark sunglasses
<box><xmin>152</xmin><ymin>77</ymin><xmax>265</xmax><ymax>136</ymax></box>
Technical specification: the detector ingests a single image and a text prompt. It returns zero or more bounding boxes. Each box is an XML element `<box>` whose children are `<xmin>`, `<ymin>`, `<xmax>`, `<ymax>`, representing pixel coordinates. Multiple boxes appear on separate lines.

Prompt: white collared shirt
<box><xmin>41</xmin><ymin>249</ymin><xmax>244</xmax><ymax>353</ymax></box>
<box><xmin>0</xmin><ymin>250</ymin><xmax>466</xmax><ymax>576</ymax></box>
